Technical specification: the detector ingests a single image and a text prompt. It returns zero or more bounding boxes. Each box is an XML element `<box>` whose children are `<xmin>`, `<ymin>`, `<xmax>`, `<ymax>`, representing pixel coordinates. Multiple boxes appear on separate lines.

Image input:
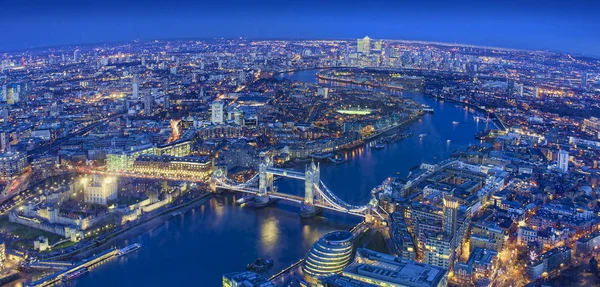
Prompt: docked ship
<box><xmin>372</xmin><ymin>142</ymin><xmax>385</xmax><ymax>149</ymax></box>
<box><xmin>310</xmin><ymin>152</ymin><xmax>333</xmax><ymax>160</ymax></box>
<box><xmin>236</xmin><ymin>195</ymin><xmax>255</xmax><ymax>204</ymax></box>
<box><xmin>421</xmin><ymin>105</ymin><xmax>434</xmax><ymax>113</ymax></box>
<box><xmin>119</xmin><ymin>243</ymin><xmax>142</xmax><ymax>256</ymax></box>
<box><xmin>62</xmin><ymin>267</ymin><xmax>89</xmax><ymax>282</ymax></box>
<box><xmin>246</xmin><ymin>258</ymin><xmax>274</xmax><ymax>272</ymax></box>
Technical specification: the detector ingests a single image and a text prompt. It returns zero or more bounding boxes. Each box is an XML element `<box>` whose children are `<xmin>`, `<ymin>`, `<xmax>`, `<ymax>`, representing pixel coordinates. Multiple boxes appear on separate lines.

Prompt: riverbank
<box><xmin>43</xmin><ymin>191</ymin><xmax>213</xmax><ymax>262</ymax></box>
<box><xmin>315</xmin><ymin>70</ymin><xmax>505</xmax><ymax>131</ymax></box>
<box><xmin>72</xmin><ymin>192</ymin><xmax>213</xmax><ymax>260</ymax></box>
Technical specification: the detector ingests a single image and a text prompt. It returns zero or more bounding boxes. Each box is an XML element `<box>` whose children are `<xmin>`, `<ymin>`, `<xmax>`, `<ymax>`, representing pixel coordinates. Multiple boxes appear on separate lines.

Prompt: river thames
<box><xmin>22</xmin><ymin>69</ymin><xmax>488</xmax><ymax>287</ymax></box>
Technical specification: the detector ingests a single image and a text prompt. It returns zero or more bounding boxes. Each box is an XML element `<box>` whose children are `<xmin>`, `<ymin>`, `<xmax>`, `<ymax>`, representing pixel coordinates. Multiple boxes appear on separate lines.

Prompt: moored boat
<box><xmin>119</xmin><ymin>243</ymin><xmax>142</xmax><ymax>256</ymax></box>
<box><xmin>62</xmin><ymin>267</ymin><xmax>89</xmax><ymax>281</ymax></box>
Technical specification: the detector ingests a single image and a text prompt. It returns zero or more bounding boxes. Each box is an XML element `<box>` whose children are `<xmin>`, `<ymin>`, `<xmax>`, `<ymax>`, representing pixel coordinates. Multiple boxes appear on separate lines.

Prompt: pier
<box><xmin>27</xmin><ymin>248</ymin><xmax>120</xmax><ymax>287</ymax></box>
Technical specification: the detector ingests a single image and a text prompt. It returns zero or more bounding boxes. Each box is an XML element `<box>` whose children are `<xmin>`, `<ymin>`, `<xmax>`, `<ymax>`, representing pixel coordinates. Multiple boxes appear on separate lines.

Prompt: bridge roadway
<box><xmin>215</xmin><ymin>183</ymin><xmax>366</xmax><ymax>217</ymax></box>
<box><xmin>266</xmin><ymin>167</ymin><xmax>306</xmax><ymax>180</ymax></box>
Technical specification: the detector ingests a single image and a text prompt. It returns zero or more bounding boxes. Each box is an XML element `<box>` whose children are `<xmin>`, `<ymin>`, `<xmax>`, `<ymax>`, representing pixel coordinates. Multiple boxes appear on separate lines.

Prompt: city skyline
<box><xmin>0</xmin><ymin>2</ymin><xmax>599</xmax><ymax>286</ymax></box>
<box><xmin>1</xmin><ymin>0</ymin><xmax>599</xmax><ymax>57</ymax></box>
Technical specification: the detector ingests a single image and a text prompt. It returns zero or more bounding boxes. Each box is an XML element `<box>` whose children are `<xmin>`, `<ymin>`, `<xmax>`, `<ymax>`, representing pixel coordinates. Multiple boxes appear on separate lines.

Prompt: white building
<box><xmin>211</xmin><ymin>101</ymin><xmax>224</xmax><ymax>125</ymax></box>
<box><xmin>557</xmin><ymin>149</ymin><xmax>569</xmax><ymax>173</ymax></box>
<box><xmin>357</xmin><ymin>36</ymin><xmax>371</xmax><ymax>55</ymax></box>
<box><xmin>132</xmin><ymin>76</ymin><xmax>139</xmax><ymax>100</ymax></box>
<box><xmin>84</xmin><ymin>175</ymin><xmax>118</xmax><ymax>205</ymax></box>
<box><xmin>0</xmin><ymin>152</ymin><xmax>27</xmax><ymax>180</ymax></box>
<box><xmin>317</xmin><ymin>87</ymin><xmax>329</xmax><ymax>99</ymax></box>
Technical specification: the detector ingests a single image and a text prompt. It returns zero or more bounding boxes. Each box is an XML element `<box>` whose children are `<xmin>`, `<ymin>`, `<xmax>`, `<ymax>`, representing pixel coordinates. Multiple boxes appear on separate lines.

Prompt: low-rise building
<box><xmin>342</xmin><ymin>248</ymin><xmax>448</xmax><ymax>287</ymax></box>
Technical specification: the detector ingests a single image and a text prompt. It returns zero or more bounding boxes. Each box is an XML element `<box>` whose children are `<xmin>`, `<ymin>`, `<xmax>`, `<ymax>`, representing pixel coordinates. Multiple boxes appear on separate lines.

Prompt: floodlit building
<box><xmin>557</xmin><ymin>149</ymin><xmax>569</xmax><ymax>173</ymax></box>
<box><xmin>83</xmin><ymin>175</ymin><xmax>118</xmax><ymax>205</ymax></box>
<box><xmin>211</xmin><ymin>101</ymin><xmax>224</xmax><ymax>124</ymax></box>
<box><xmin>303</xmin><ymin>231</ymin><xmax>354</xmax><ymax>282</ymax></box>
<box><xmin>357</xmin><ymin>36</ymin><xmax>371</xmax><ymax>55</ymax></box>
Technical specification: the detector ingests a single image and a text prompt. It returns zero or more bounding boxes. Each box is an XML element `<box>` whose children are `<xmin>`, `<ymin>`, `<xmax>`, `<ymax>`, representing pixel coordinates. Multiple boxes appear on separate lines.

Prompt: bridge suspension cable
<box><xmin>314</xmin><ymin>181</ymin><xmax>369</xmax><ymax>213</ymax></box>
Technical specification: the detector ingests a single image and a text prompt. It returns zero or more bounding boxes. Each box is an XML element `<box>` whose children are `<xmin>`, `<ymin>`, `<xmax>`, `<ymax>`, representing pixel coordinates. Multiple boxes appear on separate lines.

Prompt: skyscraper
<box><xmin>518</xmin><ymin>83</ymin><xmax>524</xmax><ymax>97</ymax></box>
<box><xmin>373</xmin><ymin>40</ymin><xmax>382</xmax><ymax>51</ymax></box>
<box><xmin>582</xmin><ymin>72</ymin><xmax>588</xmax><ymax>89</ymax></box>
<box><xmin>443</xmin><ymin>194</ymin><xmax>459</xmax><ymax>237</ymax></box>
<box><xmin>211</xmin><ymin>101</ymin><xmax>224</xmax><ymax>125</ymax></box>
<box><xmin>558</xmin><ymin>149</ymin><xmax>569</xmax><ymax>173</ymax></box>
<box><xmin>144</xmin><ymin>90</ymin><xmax>154</xmax><ymax>115</ymax></box>
<box><xmin>357</xmin><ymin>36</ymin><xmax>371</xmax><ymax>55</ymax></box>
<box><xmin>0</xmin><ymin>85</ymin><xmax>6</xmax><ymax>102</ymax></box>
<box><xmin>162</xmin><ymin>78</ymin><xmax>169</xmax><ymax>95</ymax></box>
<box><xmin>132</xmin><ymin>76</ymin><xmax>139</xmax><ymax>100</ymax></box>
<box><xmin>506</xmin><ymin>78</ymin><xmax>515</xmax><ymax>96</ymax></box>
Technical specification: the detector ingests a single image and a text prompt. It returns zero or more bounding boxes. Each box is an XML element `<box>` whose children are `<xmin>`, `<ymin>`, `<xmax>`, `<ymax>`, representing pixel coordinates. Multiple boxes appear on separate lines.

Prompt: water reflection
<box><xmin>64</xmin><ymin>195</ymin><xmax>357</xmax><ymax>287</ymax></box>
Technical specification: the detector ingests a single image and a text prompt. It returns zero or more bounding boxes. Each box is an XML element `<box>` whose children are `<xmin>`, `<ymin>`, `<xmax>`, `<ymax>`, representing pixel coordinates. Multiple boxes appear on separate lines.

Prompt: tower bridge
<box><xmin>211</xmin><ymin>153</ymin><xmax>387</xmax><ymax>220</ymax></box>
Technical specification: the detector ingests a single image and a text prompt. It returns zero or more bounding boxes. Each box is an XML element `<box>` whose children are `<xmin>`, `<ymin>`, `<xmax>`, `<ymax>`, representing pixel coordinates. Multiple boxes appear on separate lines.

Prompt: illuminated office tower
<box><xmin>144</xmin><ymin>90</ymin><xmax>154</xmax><ymax>115</ymax></box>
<box><xmin>0</xmin><ymin>85</ymin><xmax>6</xmax><ymax>102</ymax></box>
<box><xmin>506</xmin><ymin>78</ymin><xmax>515</xmax><ymax>96</ymax></box>
<box><xmin>357</xmin><ymin>36</ymin><xmax>371</xmax><ymax>54</ymax></box>
<box><xmin>373</xmin><ymin>40</ymin><xmax>382</xmax><ymax>51</ymax></box>
<box><xmin>7</xmin><ymin>85</ymin><xmax>19</xmax><ymax>104</ymax></box>
<box><xmin>211</xmin><ymin>101</ymin><xmax>224</xmax><ymax>125</ymax></box>
<box><xmin>558</xmin><ymin>149</ymin><xmax>569</xmax><ymax>173</ymax></box>
<box><xmin>443</xmin><ymin>195</ymin><xmax>459</xmax><ymax>237</ymax></box>
<box><xmin>132</xmin><ymin>76</ymin><xmax>139</xmax><ymax>100</ymax></box>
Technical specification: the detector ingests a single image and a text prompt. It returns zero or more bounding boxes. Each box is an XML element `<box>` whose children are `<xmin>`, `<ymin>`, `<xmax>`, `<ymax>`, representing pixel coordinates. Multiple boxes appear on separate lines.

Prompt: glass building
<box><xmin>303</xmin><ymin>231</ymin><xmax>354</xmax><ymax>282</ymax></box>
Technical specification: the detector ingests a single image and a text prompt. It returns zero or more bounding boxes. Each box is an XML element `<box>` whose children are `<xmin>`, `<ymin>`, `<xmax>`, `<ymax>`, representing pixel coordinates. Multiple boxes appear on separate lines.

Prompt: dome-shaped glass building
<box><xmin>303</xmin><ymin>231</ymin><xmax>354</xmax><ymax>281</ymax></box>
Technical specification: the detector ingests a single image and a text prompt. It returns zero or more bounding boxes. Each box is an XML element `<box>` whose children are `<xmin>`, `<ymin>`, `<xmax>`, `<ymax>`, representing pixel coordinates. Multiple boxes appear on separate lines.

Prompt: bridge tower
<box><xmin>301</xmin><ymin>161</ymin><xmax>322</xmax><ymax>217</ymax></box>
<box><xmin>210</xmin><ymin>164</ymin><xmax>227</xmax><ymax>193</ymax></box>
<box><xmin>256</xmin><ymin>152</ymin><xmax>273</xmax><ymax>206</ymax></box>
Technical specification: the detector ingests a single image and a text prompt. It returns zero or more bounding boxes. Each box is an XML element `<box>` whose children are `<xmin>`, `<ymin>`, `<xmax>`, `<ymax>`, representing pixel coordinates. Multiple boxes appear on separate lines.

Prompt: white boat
<box><xmin>419</xmin><ymin>133</ymin><xmax>427</xmax><ymax>138</ymax></box>
<box><xmin>119</xmin><ymin>243</ymin><xmax>142</xmax><ymax>256</ymax></box>
<box><xmin>236</xmin><ymin>195</ymin><xmax>255</xmax><ymax>204</ymax></box>
<box><xmin>452</xmin><ymin>121</ymin><xmax>459</xmax><ymax>125</ymax></box>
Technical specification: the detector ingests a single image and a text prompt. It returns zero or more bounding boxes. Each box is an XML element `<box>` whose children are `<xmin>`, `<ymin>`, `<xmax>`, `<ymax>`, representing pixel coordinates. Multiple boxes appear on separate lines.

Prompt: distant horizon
<box><xmin>1</xmin><ymin>0</ymin><xmax>598</xmax><ymax>57</ymax></box>
<box><xmin>3</xmin><ymin>36</ymin><xmax>598</xmax><ymax>60</ymax></box>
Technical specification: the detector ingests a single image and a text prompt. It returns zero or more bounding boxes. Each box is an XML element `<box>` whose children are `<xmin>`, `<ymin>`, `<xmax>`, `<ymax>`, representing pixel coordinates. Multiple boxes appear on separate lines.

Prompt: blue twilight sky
<box><xmin>0</xmin><ymin>0</ymin><xmax>599</xmax><ymax>56</ymax></box>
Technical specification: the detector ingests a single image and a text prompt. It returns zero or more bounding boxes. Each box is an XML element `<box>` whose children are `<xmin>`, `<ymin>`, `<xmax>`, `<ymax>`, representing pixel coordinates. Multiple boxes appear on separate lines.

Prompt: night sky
<box><xmin>1</xmin><ymin>0</ymin><xmax>599</xmax><ymax>56</ymax></box>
